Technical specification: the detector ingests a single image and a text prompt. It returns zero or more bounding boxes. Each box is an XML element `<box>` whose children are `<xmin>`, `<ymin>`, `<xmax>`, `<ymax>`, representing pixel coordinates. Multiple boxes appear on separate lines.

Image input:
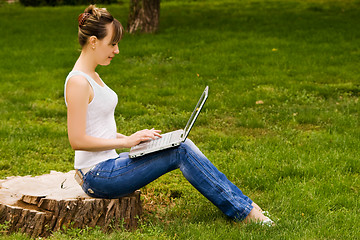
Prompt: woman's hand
<box><xmin>123</xmin><ymin>128</ymin><xmax>162</xmax><ymax>148</ymax></box>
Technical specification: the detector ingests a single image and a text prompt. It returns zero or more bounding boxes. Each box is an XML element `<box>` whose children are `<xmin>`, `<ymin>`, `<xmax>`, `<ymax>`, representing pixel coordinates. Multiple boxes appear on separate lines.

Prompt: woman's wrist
<box><xmin>116</xmin><ymin>136</ymin><xmax>133</xmax><ymax>149</ymax></box>
<box><xmin>116</xmin><ymin>133</ymin><xmax>127</xmax><ymax>139</ymax></box>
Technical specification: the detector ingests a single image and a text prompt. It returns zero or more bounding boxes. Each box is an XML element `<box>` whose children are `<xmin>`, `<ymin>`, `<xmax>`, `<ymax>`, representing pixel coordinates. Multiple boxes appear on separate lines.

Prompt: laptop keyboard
<box><xmin>146</xmin><ymin>133</ymin><xmax>171</xmax><ymax>149</ymax></box>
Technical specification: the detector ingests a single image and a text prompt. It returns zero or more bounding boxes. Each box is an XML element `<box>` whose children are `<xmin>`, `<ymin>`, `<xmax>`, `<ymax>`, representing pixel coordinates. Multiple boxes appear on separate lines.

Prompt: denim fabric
<box><xmin>81</xmin><ymin>139</ymin><xmax>253</xmax><ymax>221</ymax></box>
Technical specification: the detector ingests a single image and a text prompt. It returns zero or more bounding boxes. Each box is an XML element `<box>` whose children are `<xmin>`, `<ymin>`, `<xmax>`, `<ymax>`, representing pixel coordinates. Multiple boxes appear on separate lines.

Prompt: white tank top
<box><xmin>64</xmin><ymin>70</ymin><xmax>119</xmax><ymax>169</ymax></box>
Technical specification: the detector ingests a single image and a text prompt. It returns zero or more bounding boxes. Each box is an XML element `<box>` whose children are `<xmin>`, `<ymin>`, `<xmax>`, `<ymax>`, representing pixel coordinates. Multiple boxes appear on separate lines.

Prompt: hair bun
<box><xmin>84</xmin><ymin>4</ymin><xmax>102</xmax><ymax>20</ymax></box>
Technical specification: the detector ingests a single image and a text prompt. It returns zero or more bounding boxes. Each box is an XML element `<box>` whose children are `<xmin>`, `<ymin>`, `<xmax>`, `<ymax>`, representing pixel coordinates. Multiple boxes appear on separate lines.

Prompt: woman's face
<box><xmin>94</xmin><ymin>23</ymin><xmax>120</xmax><ymax>66</ymax></box>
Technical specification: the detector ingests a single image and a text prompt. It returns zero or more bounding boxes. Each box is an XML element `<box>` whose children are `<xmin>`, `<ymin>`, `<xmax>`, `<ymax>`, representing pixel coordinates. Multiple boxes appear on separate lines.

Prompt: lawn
<box><xmin>0</xmin><ymin>0</ymin><xmax>359</xmax><ymax>239</ymax></box>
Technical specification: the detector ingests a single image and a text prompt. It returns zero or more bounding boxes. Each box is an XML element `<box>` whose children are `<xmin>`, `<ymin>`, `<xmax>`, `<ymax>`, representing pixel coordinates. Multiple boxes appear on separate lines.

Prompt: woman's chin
<box><xmin>99</xmin><ymin>61</ymin><xmax>111</xmax><ymax>66</ymax></box>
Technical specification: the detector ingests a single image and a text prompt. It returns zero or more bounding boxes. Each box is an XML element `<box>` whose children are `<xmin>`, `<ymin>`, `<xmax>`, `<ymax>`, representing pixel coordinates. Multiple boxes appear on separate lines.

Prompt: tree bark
<box><xmin>0</xmin><ymin>171</ymin><xmax>142</xmax><ymax>238</ymax></box>
<box><xmin>127</xmin><ymin>0</ymin><xmax>160</xmax><ymax>33</ymax></box>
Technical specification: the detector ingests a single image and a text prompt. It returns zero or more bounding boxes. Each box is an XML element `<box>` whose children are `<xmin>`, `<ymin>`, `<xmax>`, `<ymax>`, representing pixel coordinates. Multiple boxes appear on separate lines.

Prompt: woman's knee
<box><xmin>180</xmin><ymin>138</ymin><xmax>203</xmax><ymax>156</ymax></box>
<box><xmin>181</xmin><ymin>138</ymin><xmax>195</xmax><ymax>150</ymax></box>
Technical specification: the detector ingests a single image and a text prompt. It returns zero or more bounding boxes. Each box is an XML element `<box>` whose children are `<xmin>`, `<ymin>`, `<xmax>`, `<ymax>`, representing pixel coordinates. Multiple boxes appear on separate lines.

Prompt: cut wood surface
<box><xmin>0</xmin><ymin>171</ymin><xmax>142</xmax><ymax>238</ymax></box>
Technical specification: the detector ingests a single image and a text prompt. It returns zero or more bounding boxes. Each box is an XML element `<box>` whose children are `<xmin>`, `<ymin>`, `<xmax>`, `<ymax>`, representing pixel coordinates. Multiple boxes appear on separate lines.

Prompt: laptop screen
<box><xmin>182</xmin><ymin>86</ymin><xmax>209</xmax><ymax>140</ymax></box>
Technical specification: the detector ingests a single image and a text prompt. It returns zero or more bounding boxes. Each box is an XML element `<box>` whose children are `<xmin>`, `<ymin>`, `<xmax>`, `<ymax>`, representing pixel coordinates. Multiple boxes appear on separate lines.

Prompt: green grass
<box><xmin>0</xmin><ymin>0</ymin><xmax>359</xmax><ymax>239</ymax></box>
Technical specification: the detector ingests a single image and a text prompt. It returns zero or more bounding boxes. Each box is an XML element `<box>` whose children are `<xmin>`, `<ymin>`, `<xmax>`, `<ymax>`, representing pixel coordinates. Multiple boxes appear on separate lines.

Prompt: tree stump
<box><xmin>0</xmin><ymin>171</ymin><xmax>142</xmax><ymax>238</ymax></box>
<box><xmin>127</xmin><ymin>0</ymin><xmax>160</xmax><ymax>33</ymax></box>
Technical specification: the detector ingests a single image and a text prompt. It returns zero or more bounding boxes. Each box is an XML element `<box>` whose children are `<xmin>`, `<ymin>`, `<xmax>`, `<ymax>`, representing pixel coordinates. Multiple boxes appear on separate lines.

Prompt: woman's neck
<box><xmin>73</xmin><ymin>50</ymin><xmax>97</xmax><ymax>75</ymax></box>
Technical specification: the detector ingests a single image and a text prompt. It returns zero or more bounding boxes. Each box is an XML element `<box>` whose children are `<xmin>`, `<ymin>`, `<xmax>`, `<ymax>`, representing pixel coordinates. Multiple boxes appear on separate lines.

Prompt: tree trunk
<box><xmin>0</xmin><ymin>171</ymin><xmax>142</xmax><ymax>238</ymax></box>
<box><xmin>127</xmin><ymin>0</ymin><xmax>160</xmax><ymax>33</ymax></box>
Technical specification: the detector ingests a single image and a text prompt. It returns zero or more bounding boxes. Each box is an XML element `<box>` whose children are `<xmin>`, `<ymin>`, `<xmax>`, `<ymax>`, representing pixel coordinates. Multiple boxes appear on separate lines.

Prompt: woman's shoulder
<box><xmin>66</xmin><ymin>74</ymin><xmax>90</xmax><ymax>87</ymax></box>
<box><xmin>64</xmin><ymin>72</ymin><xmax>92</xmax><ymax>105</ymax></box>
<box><xmin>66</xmin><ymin>70</ymin><xmax>94</xmax><ymax>86</ymax></box>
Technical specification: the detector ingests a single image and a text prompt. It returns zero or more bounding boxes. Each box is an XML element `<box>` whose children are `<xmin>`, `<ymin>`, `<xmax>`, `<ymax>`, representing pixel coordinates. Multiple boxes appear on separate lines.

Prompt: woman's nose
<box><xmin>114</xmin><ymin>44</ymin><xmax>120</xmax><ymax>54</ymax></box>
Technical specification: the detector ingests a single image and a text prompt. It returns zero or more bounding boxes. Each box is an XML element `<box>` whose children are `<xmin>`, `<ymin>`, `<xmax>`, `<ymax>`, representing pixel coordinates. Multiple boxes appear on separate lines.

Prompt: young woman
<box><xmin>65</xmin><ymin>5</ymin><xmax>274</xmax><ymax>226</ymax></box>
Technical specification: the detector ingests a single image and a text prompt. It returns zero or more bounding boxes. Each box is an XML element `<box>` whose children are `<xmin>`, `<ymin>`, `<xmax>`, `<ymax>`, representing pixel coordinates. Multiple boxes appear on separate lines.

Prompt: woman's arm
<box><xmin>66</xmin><ymin>76</ymin><xmax>161</xmax><ymax>151</ymax></box>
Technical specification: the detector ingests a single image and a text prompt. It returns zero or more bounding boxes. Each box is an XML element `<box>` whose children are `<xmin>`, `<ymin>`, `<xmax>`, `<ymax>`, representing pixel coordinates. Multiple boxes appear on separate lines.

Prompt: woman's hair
<box><xmin>78</xmin><ymin>5</ymin><xmax>124</xmax><ymax>47</ymax></box>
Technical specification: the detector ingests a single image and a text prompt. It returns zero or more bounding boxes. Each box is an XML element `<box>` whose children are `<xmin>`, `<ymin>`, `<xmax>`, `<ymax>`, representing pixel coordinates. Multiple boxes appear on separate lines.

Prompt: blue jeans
<box><xmin>81</xmin><ymin>139</ymin><xmax>253</xmax><ymax>221</ymax></box>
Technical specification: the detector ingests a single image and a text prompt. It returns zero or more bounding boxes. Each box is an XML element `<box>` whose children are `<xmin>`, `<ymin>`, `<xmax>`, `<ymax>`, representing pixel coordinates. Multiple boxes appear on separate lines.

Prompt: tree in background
<box><xmin>127</xmin><ymin>0</ymin><xmax>160</xmax><ymax>33</ymax></box>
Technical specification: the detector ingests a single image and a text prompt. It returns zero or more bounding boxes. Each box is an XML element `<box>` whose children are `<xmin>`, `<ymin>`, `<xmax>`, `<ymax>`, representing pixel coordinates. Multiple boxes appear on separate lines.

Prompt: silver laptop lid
<box><xmin>182</xmin><ymin>86</ymin><xmax>209</xmax><ymax>140</ymax></box>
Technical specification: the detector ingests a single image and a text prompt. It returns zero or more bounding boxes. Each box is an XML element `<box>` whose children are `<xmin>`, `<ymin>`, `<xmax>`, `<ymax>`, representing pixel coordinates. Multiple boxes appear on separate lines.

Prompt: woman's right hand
<box><xmin>123</xmin><ymin>129</ymin><xmax>162</xmax><ymax>148</ymax></box>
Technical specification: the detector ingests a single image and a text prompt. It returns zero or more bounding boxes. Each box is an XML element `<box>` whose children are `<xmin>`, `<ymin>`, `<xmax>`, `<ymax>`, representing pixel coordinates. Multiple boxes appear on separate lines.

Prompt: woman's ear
<box><xmin>89</xmin><ymin>36</ymin><xmax>98</xmax><ymax>49</ymax></box>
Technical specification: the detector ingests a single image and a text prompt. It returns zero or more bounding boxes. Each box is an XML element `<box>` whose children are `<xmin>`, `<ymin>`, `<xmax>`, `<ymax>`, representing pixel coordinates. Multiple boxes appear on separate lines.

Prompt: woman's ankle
<box><xmin>251</xmin><ymin>202</ymin><xmax>263</xmax><ymax>212</ymax></box>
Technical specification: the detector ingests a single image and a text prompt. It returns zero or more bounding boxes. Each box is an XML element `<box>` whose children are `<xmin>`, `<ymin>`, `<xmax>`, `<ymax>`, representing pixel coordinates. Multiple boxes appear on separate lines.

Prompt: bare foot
<box><xmin>243</xmin><ymin>202</ymin><xmax>275</xmax><ymax>226</ymax></box>
<box><xmin>244</xmin><ymin>207</ymin><xmax>268</xmax><ymax>223</ymax></box>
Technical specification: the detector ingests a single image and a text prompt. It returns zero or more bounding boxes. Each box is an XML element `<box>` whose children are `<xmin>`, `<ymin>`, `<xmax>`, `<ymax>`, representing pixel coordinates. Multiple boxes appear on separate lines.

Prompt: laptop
<box><xmin>129</xmin><ymin>86</ymin><xmax>209</xmax><ymax>158</ymax></box>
